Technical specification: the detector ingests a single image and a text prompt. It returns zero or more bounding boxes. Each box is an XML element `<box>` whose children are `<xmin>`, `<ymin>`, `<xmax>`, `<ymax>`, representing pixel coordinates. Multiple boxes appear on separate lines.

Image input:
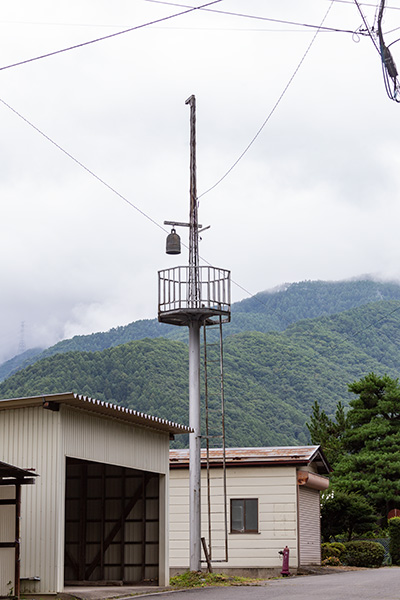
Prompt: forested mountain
<box><xmin>0</xmin><ymin>347</ymin><xmax>43</xmax><ymax>382</ymax></box>
<box><xmin>231</xmin><ymin>278</ymin><xmax>400</xmax><ymax>323</ymax></box>
<box><xmin>2</xmin><ymin>297</ymin><xmax>400</xmax><ymax>448</ymax></box>
<box><xmin>2</xmin><ymin>278</ymin><xmax>400</xmax><ymax>382</ymax></box>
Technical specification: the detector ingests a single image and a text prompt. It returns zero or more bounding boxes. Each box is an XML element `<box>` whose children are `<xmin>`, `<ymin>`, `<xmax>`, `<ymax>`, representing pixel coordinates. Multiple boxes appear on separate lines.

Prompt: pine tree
<box><xmin>307</xmin><ymin>400</ymin><xmax>347</xmax><ymax>467</ymax></box>
<box><xmin>321</xmin><ymin>490</ymin><xmax>377</xmax><ymax>542</ymax></box>
<box><xmin>333</xmin><ymin>373</ymin><xmax>400</xmax><ymax>519</ymax></box>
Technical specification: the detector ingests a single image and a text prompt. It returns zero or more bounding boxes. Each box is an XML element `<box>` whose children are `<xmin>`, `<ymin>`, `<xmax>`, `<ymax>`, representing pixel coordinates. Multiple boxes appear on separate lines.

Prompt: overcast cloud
<box><xmin>0</xmin><ymin>0</ymin><xmax>399</xmax><ymax>363</ymax></box>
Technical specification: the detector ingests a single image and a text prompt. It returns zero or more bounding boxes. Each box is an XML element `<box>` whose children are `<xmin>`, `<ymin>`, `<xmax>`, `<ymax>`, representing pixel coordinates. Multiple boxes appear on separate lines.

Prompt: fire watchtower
<box><xmin>157</xmin><ymin>95</ymin><xmax>231</xmax><ymax>572</ymax></box>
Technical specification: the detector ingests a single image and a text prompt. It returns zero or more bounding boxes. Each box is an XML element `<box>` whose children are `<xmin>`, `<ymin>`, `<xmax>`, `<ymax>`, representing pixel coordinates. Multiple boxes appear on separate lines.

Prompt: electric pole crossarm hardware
<box><xmin>164</xmin><ymin>220</ymin><xmax>203</xmax><ymax>229</ymax></box>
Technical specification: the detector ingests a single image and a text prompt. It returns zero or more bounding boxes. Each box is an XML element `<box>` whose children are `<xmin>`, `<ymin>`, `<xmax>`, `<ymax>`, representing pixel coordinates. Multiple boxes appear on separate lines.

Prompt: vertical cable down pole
<box><xmin>203</xmin><ymin>323</ymin><xmax>212</xmax><ymax>561</ymax></box>
<box><xmin>219</xmin><ymin>316</ymin><xmax>228</xmax><ymax>562</ymax></box>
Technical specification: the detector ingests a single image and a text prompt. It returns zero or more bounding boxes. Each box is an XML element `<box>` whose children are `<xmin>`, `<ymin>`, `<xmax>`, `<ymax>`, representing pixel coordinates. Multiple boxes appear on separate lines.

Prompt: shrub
<box><xmin>321</xmin><ymin>556</ymin><xmax>341</xmax><ymax>566</ymax></box>
<box><xmin>329</xmin><ymin>542</ymin><xmax>346</xmax><ymax>555</ymax></box>
<box><xmin>342</xmin><ymin>541</ymin><xmax>384</xmax><ymax>568</ymax></box>
<box><xmin>321</xmin><ymin>542</ymin><xmax>341</xmax><ymax>560</ymax></box>
<box><xmin>389</xmin><ymin>517</ymin><xmax>400</xmax><ymax>566</ymax></box>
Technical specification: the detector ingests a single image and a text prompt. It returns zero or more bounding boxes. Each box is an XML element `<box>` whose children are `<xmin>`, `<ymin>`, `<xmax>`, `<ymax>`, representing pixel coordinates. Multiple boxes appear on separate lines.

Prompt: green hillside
<box><xmin>1</xmin><ymin>299</ymin><xmax>400</xmax><ymax>448</ymax></box>
<box><xmin>0</xmin><ymin>347</ymin><xmax>43</xmax><ymax>382</ymax></box>
<box><xmin>3</xmin><ymin>279</ymin><xmax>400</xmax><ymax>382</ymax></box>
<box><xmin>232</xmin><ymin>279</ymin><xmax>400</xmax><ymax>325</ymax></box>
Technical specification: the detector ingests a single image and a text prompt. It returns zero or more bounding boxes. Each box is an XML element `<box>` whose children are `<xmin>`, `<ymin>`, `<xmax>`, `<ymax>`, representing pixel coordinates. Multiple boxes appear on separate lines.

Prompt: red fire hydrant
<box><xmin>278</xmin><ymin>545</ymin><xmax>290</xmax><ymax>576</ymax></box>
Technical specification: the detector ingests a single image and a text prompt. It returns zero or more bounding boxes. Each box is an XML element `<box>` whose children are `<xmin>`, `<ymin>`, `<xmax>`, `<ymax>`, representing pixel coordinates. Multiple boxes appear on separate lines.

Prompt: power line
<box><xmin>353</xmin><ymin>0</ymin><xmax>381</xmax><ymax>53</ymax></box>
<box><xmin>315</xmin><ymin>301</ymin><xmax>400</xmax><ymax>359</ymax></box>
<box><xmin>197</xmin><ymin>1</ymin><xmax>336</xmax><ymax>200</ymax></box>
<box><xmin>0</xmin><ymin>1</ymin><xmax>371</xmax><ymax>77</ymax></box>
<box><xmin>0</xmin><ymin>0</ymin><xmax>224</xmax><ymax>73</ymax></box>
<box><xmin>326</xmin><ymin>0</ymin><xmax>400</xmax><ymax>10</ymax></box>
<box><xmin>144</xmin><ymin>0</ymin><xmax>365</xmax><ymax>35</ymax></box>
<box><xmin>0</xmin><ymin>97</ymin><xmax>168</xmax><ymax>236</ymax></box>
<box><xmin>354</xmin><ymin>0</ymin><xmax>400</xmax><ymax>101</ymax></box>
<box><xmin>0</xmin><ymin>1</ymin><xmax>368</xmax><ymax>77</ymax></box>
<box><xmin>376</xmin><ymin>0</ymin><xmax>400</xmax><ymax>102</ymax></box>
<box><xmin>386</xmin><ymin>27</ymin><xmax>400</xmax><ymax>36</ymax></box>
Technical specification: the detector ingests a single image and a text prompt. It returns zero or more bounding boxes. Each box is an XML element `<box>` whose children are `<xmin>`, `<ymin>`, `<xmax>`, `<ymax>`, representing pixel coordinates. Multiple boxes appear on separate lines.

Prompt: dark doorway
<box><xmin>64</xmin><ymin>458</ymin><xmax>159</xmax><ymax>585</ymax></box>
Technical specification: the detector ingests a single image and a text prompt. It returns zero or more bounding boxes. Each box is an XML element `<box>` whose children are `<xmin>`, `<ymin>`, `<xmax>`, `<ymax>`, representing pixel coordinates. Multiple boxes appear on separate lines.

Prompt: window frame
<box><xmin>230</xmin><ymin>498</ymin><xmax>259</xmax><ymax>534</ymax></box>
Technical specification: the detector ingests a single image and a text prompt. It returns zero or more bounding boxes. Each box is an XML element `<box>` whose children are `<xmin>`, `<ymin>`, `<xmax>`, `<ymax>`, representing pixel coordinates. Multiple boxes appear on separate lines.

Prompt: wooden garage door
<box><xmin>298</xmin><ymin>485</ymin><xmax>321</xmax><ymax>566</ymax></box>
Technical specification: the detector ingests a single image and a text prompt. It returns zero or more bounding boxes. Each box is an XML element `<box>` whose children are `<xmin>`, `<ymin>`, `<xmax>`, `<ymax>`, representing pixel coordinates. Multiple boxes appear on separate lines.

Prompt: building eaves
<box><xmin>0</xmin><ymin>392</ymin><xmax>191</xmax><ymax>435</ymax></box>
<box><xmin>170</xmin><ymin>445</ymin><xmax>331</xmax><ymax>473</ymax></box>
<box><xmin>0</xmin><ymin>460</ymin><xmax>38</xmax><ymax>485</ymax></box>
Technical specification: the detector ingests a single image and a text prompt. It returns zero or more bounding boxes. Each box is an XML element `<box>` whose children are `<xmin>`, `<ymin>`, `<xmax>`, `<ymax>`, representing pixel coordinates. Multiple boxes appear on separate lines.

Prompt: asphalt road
<box><xmin>142</xmin><ymin>568</ymin><xmax>400</xmax><ymax>600</ymax></box>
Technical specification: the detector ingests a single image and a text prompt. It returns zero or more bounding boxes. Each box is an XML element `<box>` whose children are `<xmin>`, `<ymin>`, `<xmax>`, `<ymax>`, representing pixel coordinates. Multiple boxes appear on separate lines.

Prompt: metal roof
<box><xmin>170</xmin><ymin>446</ymin><xmax>331</xmax><ymax>473</ymax></box>
<box><xmin>0</xmin><ymin>460</ymin><xmax>38</xmax><ymax>485</ymax></box>
<box><xmin>0</xmin><ymin>392</ymin><xmax>191</xmax><ymax>435</ymax></box>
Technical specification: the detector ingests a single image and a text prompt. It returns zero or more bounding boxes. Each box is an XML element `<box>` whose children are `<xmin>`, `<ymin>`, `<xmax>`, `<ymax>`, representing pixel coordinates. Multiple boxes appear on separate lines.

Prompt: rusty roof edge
<box><xmin>170</xmin><ymin>458</ymin><xmax>313</xmax><ymax>469</ymax></box>
<box><xmin>307</xmin><ymin>445</ymin><xmax>332</xmax><ymax>473</ymax></box>
<box><xmin>170</xmin><ymin>445</ymin><xmax>321</xmax><ymax>457</ymax></box>
<box><xmin>169</xmin><ymin>445</ymin><xmax>331</xmax><ymax>472</ymax></box>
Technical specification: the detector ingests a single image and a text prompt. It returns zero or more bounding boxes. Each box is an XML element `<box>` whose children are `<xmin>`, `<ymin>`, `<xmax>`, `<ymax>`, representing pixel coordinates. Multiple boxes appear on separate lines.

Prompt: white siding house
<box><xmin>0</xmin><ymin>393</ymin><xmax>190</xmax><ymax>594</ymax></box>
<box><xmin>169</xmin><ymin>446</ymin><xmax>330</xmax><ymax>577</ymax></box>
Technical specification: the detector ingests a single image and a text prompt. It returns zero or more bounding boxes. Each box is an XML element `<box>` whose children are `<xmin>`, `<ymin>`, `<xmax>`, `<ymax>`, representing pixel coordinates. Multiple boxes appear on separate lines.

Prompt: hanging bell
<box><xmin>166</xmin><ymin>228</ymin><xmax>181</xmax><ymax>255</ymax></box>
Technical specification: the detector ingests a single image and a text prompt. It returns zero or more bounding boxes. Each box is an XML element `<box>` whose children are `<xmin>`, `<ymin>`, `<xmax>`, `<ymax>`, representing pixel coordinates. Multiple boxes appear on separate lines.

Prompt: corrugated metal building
<box><xmin>0</xmin><ymin>393</ymin><xmax>190</xmax><ymax>594</ymax></box>
<box><xmin>169</xmin><ymin>446</ymin><xmax>330</xmax><ymax>577</ymax></box>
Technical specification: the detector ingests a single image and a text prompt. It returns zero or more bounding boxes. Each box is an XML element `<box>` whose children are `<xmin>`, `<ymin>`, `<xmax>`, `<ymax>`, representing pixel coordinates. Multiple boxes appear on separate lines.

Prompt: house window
<box><xmin>230</xmin><ymin>498</ymin><xmax>258</xmax><ymax>533</ymax></box>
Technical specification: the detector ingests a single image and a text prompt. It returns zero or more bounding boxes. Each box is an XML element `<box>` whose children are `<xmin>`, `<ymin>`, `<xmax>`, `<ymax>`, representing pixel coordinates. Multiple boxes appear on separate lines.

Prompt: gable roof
<box><xmin>170</xmin><ymin>445</ymin><xmax>331</xmax><ymax>473</ymax></box>
<box><xmin>0</xmin><ymin>392</ymin><xmax>191</xmax><ymax>435</ymax></box>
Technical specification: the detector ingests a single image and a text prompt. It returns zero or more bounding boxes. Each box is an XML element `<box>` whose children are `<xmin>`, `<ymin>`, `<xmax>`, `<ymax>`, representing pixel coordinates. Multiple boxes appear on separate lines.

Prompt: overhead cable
<box><xmin>377</xmin><ymin>0</ymin><xmax>400</xmax><ymax>101</ymax></box>
<box><xmin>353</xmin><ymin>0</ymin><xmax>381</xmax><ymax>53</ymax></box>
<box><xmin>0</xmin><ymin>97</ymin><xmax>168</xmax><ymax>235</ymax></box>
<box><xmin>330</xmin><ymin>0</ymin><xmax>400</xmax><ymax>9</ymax></box>
<box><xmin>144</xmin><ymin>0</ymin><xmax>366</xmax><ymax>35</ymax></box>
<box><xmin>198</xmin><ymin>1</ymin><xmax>336</xmax><ymax>201</ymax></box>
<box><xmin>315</xmin><ymin>301</ymin><xmax>400</xmax><ymax>359</ymax></box>
<box><xmin>0</xmin><ymin>0</ymin><xmax>223</xmax><ymax>72</ymax></box>
<box><xmin>353</xmin><ymin>0</ymin><xmax>400</xmax><ymax>101</ymax></box>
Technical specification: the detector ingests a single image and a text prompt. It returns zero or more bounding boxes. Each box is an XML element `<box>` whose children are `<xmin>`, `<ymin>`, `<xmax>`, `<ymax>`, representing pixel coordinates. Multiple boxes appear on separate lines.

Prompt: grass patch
<box><xmin>169</xmin><ymin>571</ymin><xmax>259</xmax><ymax>588</ymax></box>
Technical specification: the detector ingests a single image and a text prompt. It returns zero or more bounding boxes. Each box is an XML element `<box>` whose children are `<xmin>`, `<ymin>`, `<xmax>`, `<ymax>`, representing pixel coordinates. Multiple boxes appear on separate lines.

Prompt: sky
<box><xmin>0</xmin><ymin>0</ymin><xmax>400</xmax><ymax>363</ymax></box>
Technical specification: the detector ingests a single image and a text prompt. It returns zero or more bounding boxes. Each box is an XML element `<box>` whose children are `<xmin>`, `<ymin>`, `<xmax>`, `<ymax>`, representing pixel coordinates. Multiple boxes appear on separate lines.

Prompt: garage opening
<box><xmin>64</xmin><ymin>457</ymin><xmax>159</xmax><ymax>585</ymax></box>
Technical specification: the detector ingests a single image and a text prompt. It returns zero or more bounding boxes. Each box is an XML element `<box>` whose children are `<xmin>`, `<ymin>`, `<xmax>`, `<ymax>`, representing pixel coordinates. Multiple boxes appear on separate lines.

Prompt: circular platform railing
<box><xmin>158</xmin><ymin>266</ymin><xmax>231</xmax><ymax>326</ymax></box>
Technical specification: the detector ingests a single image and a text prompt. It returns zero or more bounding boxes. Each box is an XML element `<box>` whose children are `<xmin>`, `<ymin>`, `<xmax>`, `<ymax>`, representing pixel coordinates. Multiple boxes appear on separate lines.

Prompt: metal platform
<box><xmin>158</xmin><ymin>266</ymin><xmax>231</xmax><ymax>326</ymax></box>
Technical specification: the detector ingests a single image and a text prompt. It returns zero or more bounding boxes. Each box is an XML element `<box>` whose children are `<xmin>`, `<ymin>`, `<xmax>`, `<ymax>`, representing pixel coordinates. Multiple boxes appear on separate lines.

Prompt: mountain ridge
<box><xmin>2</xmin><ymin>278</ymin><xmax>400</xmax><ymax>382</ymax></box>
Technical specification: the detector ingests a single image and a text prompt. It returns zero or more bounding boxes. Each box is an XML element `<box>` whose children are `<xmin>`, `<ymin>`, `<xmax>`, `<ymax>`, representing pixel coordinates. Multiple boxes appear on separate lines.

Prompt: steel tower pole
<box><xmin>185</xmin><ymin>94</ymin><xmax>201</xmax><ymax>571</ymax></box>
<box><xmin>188</xmin><ymin>319</ymin><xmax>201</xmax><ymax>571</ymax></box>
